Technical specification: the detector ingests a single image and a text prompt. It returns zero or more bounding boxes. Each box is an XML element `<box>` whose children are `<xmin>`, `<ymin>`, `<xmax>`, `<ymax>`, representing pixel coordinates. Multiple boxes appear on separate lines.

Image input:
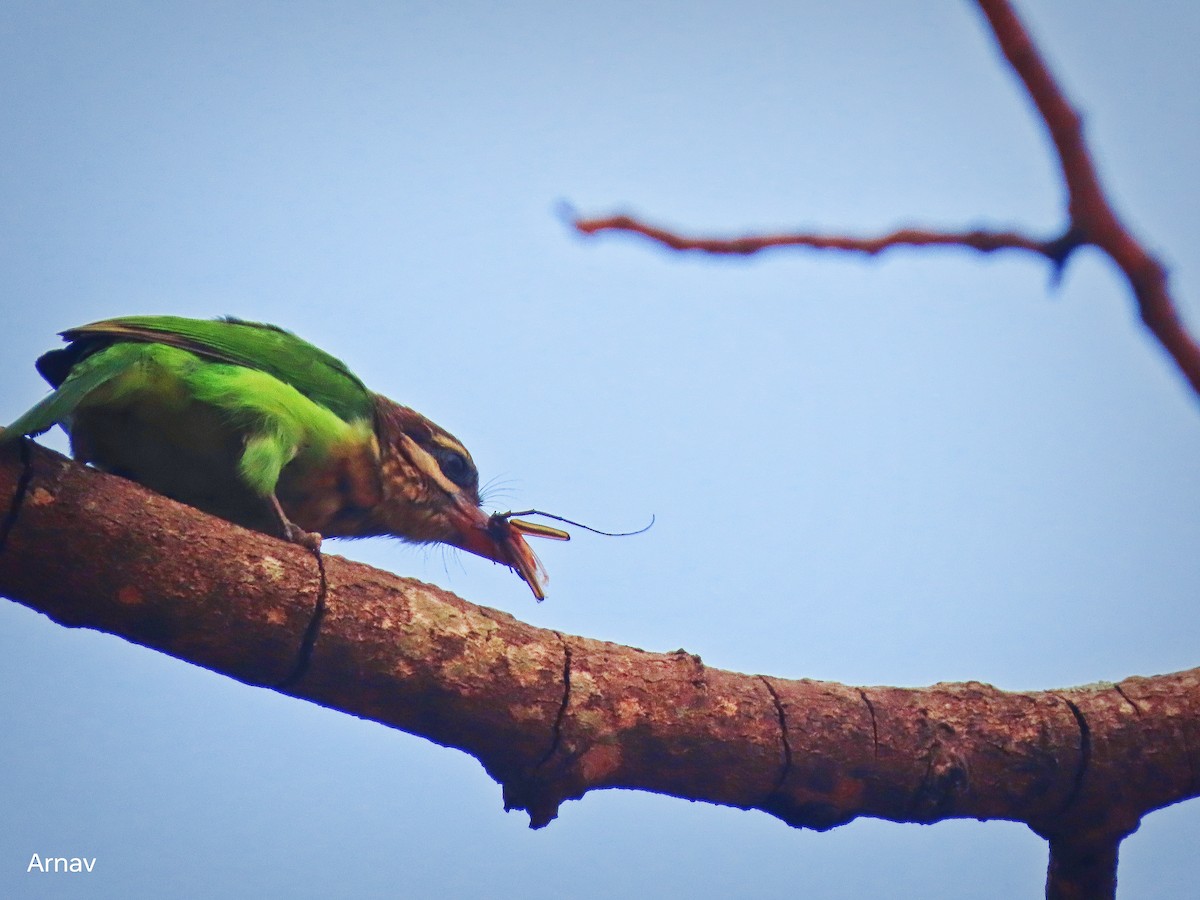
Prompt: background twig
<box><xmin>572</xmin><ymin>0</ymin><xmax>1200</xmax><ymax>401</ymax></box>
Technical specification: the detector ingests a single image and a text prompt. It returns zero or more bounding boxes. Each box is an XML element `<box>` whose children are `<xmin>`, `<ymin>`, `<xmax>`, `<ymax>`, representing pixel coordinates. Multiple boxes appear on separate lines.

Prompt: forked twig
<box><xmin>572</xmin><ymin>0</ymin><xmax>1200</xmax><ymax>401</ymax></box>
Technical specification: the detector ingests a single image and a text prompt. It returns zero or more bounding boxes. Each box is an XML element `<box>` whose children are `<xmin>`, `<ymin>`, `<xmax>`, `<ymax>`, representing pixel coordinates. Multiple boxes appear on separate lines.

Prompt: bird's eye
<box><xmin>433</xmin><ymin>446</ymin><xmax>477</xmax><ymax>490</ymax></box>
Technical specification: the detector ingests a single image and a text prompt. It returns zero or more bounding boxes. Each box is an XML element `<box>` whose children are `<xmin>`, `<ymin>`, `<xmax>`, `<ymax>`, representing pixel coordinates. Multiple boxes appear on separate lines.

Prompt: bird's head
<box><xmin>372</xmin><ymin>396</ymin><xmax>557</xmax><ymax>599</ymax></box>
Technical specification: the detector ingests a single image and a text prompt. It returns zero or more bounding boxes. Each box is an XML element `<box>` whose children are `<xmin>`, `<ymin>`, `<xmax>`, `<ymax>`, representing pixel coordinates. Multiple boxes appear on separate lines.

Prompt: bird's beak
<box><xmin>445</xmin><ymin>498</ymin><xmax>568</xmax><ymax>601</ymax></box>
<box><xmin>393</xmin><ymin>432</ymin><xmax>566</xmax><ymax>599</ymax></box>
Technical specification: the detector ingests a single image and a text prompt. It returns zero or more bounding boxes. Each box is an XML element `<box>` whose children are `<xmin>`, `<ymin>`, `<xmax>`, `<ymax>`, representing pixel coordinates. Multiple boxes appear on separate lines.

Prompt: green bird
<box><xmin>1</xmin><ymin>315</ymin><xmax>563</xmax><ymax>598</ymax></box>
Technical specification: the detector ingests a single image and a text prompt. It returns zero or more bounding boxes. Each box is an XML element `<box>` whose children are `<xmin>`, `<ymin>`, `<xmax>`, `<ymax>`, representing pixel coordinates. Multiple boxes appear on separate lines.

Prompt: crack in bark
<box><xmin>1057</xmin><ymin>696</ymin><xmax>1091</xmax><ymax>817</ymax></box>
<box><xmin>857</xmin><ymin>688</ymin><xmax>879</xmax><ymax>758</ymax></box>
<box><xmin>1188</xmin><ymin>742</ymin><xmax>1200</xmax><ymax>797</ymax></box>
<box><xmin>1113</xmin><ymin>684</ymin><xmax>1142</xmax><ymax>717</ymax></box>
<box><xmin>275</xmin><ymin>548</ymin><xmax>328</xmax><ymax>689</ymax></box>
<box><xmin>536</xmin><ymin>631</ymin><xmax>571</xmax><ymax>768</ymax></box>
<box><xmin>1186</xmin><ymin>734</ymin><xmax>1199</xmax><ymax>797</ymax></box>
<box><xmin>759</xmin><ymin>676</ymin><xmax>792</xmax><ymax>796</ymax></box>
<box><xmin>0</xmin><ymin>439</ymin><xmax>33</xmax><ymax>557</ymax></box>
<box><xmin>908</xmin><ymin>751</ymin><xmax>941</xmax><ymax>819</ymax></box>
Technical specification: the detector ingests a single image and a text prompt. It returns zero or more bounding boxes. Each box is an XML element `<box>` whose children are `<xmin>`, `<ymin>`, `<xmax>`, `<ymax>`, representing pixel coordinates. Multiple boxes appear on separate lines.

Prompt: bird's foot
<box><xmin>283</xmin><ymin>521</ymin><xmax>323</xmax><ymax>551</ymax></box>
<box><xmin>270</xmin><ymin>494</ymin><xmax>322</xmax><ymax>551</ymax></box>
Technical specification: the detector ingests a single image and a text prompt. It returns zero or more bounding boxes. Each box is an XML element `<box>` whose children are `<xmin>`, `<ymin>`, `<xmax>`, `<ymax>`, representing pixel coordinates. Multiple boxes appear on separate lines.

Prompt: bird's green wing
<box><xmin>0</xmin><ymin>354</ymin><xmax>129</xmax><ymax>442</ymax></box>
<box><xmin>49</xmin><ymin>316</ymin><xmax>375</xmax><ymax>424</ymax></box>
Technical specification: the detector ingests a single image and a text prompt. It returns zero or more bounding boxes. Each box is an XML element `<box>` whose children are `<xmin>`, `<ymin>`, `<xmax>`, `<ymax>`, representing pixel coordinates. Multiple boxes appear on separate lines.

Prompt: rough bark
<box><xmin>3</xmin><ymin>441</ymin><xmax>1197</xmax><ymax>897</ymax></box>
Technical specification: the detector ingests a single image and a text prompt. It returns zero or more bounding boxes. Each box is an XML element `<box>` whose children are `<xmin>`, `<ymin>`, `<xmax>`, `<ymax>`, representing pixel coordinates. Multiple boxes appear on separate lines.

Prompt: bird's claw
<box><xmin>268</xmin><ymin>494</ymin><xmax>322</xmax><ymax>551</ymax></box>
<box><xmin>284</xmin><ymin>523</ymin><xmax>323</xmax><ymax>551</ymax></box>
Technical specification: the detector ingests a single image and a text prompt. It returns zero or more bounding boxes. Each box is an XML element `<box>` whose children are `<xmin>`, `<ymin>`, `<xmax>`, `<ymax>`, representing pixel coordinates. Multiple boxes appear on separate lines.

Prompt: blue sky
<box><xmin>2</xmin><ymin>2</ymin><xmax>1198</xmax><ymax>897</ymax></box>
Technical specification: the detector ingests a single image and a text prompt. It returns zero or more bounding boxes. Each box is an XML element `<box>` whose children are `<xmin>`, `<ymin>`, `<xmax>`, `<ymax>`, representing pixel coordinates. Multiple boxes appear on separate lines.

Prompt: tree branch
<box><xmin>571</xmin><ymin>215</ymin><xmax>1080</xmax><ymax>265</ymax></box>
<box><xmin>571</xmin><ymin>0</ymin><xmax>1200</xmax><ymax>401</ymax></box>
<box><xmin>3</xmin><ymin>442</ymin><xmax>1198</xmax><ymax>882</ymax></box>
<box><xmin>973</xmin><ymin>0</ymin><xmax>1200</xmax><ymax>400</ymax></box>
